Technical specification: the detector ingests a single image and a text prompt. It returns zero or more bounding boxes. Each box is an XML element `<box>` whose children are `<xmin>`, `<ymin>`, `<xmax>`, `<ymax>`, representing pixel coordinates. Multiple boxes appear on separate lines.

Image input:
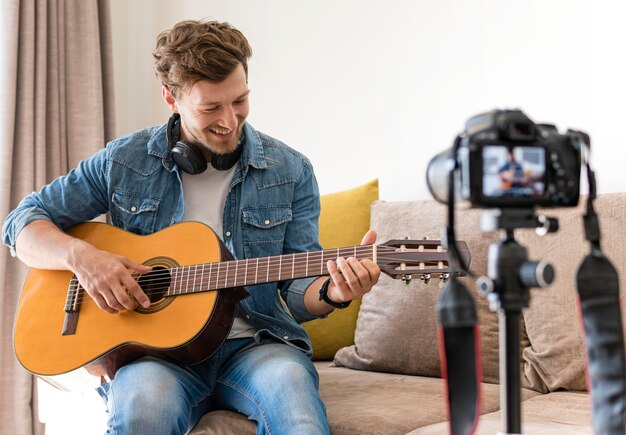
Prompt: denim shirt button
<box><xmin>264</xmin><ymin>219</ymin><xmax>270</xmax><ymax>225</ymax></box>
<box><xmin>225</xmin><ymin>231</ymin><xmax>232</xmax><ymax>237</ymax></box>
<box><xmin>130</xmin><ymin>206</ymin><xmax>137</xmax><ymax>212</ymax></box>
<box><xmin>283</xmin><ymin>335</ymin><xmax>289</xmax><ymax>340</ymax></box>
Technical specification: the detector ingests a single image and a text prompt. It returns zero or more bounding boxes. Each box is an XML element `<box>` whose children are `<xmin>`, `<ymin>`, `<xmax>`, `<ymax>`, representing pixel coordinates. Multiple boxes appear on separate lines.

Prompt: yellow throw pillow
<box><xmin>302</xmin><ymin>179</ymin><xmax>379</xmax><ymax>360</ymax></box>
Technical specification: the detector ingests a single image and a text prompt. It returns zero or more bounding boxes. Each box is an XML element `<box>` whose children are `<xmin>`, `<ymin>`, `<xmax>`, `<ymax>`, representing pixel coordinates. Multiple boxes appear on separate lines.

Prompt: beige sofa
<box><xmin>190</xmin><ymin>192</ymin><xmax>626</xmax><ymax>434</ymax></box>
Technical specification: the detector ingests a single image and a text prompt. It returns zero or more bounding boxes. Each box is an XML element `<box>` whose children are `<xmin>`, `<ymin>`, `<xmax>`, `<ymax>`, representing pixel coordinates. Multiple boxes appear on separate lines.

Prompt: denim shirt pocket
<box><xmin>241</xmin><ymin>205</ymin><xmax>292</xmax><ymax>258</ymax></box>
<box><xmin>111</xmin><ymin>190</ymin><xmax>160</xmax><ymax>235</ymax></box>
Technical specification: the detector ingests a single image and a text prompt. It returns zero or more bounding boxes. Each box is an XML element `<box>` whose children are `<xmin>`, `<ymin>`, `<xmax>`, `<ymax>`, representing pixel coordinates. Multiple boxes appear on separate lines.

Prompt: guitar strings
<box><xmin>65</xmin><ymin>245</ymin><xmax>374</xmax><ymax>304</ymax></box>
<box><xmin>65</xmin><ymin>249</ymin><xmax>454</xmax><ymax>303</ymax></box>
<box><xmin>65</xmin><ymin>245</ymin><xmax>454</xmax><ymax>303</ymax></box>
<box><xmin>65</xmin><ymin>246</ymin><xmax>451</xmax><ymax>294</ymax></box>
<box><xmin>66</xmin><ymin>246</ymin><xmax>381</xmax><ymax>299</ymax></box>
<box><xmin>66</xmin><ymin>259</ymin><xmax>454</xmax><ymax>304</ymax></box>
<box><xmin>66</xmin><ymin>245</ymin><xmax>382</xmax><ymax>290</ymax></box>
<box><xmin>65</xmin><ymin>255</ymin><xmax>456</xmax><ymax>307</ymax></box>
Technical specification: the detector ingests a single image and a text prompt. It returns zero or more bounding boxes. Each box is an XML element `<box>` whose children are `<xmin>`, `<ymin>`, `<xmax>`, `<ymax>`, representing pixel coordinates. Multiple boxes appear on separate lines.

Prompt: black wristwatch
<box><xmin>318</xmin><ymin>277</ymin><xmax>351</xmax><ymax>309</ymax></box>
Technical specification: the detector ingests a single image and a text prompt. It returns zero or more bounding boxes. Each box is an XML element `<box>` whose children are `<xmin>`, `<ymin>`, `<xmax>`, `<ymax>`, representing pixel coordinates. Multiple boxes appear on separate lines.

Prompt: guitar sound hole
<box><xmin>138</xmin><ymin>266</ymin><xmax>171</xmax><ymax>303</ymax></box>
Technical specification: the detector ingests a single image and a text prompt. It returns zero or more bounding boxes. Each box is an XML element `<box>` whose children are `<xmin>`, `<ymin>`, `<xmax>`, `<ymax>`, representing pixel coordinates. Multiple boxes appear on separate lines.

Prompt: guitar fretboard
<box><xmin>165</xmin><ymin>245</ymin><xmax>376</xmax><ymax>296</ymax></box>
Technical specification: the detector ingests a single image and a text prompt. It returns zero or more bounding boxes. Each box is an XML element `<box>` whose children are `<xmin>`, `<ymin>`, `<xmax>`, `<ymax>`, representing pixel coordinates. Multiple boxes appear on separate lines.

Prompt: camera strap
<box><xmin>575</xmin><ymin>135</ymin><xmax>626</xmax><ymax>433</ymax></box>
<box><xmin>437</xmin><ymin>139</ymin><xmax>481</xmax><ymax>435</ymax></box>
<box><xmin>438</xmin><ymin>276</ymin><xmax>482</xmax><ymax>435</ymax></box>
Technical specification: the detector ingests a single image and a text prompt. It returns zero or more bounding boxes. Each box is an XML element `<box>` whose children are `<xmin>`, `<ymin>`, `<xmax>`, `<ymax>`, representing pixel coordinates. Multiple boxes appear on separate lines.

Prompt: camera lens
<box><xmin>426</xmin><ymin>149</ymin><xmax>455</xmax><ymax>204</ymax></box>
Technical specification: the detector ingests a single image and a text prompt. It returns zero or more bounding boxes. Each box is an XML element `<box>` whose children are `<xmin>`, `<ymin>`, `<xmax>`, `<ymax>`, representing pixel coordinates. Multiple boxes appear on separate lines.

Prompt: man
<box><xmin>498</xmin><ymin>148</ymin><xmax>529</xmax><ymax>189</ymax></box>
<box><xmin>2</xmin><ymin>20</ymin><xmax>380</xmax><ymax>434</ymax></box>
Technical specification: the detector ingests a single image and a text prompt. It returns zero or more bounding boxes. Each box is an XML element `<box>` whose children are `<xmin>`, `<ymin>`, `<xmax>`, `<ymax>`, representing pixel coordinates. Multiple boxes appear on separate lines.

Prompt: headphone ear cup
<box><xmin>210</xmin><ymin>145</ymin><xmax>242</xmax><ymax>171</ymax></box>
<box><xmin>171</xmin><ymin>140</ymin><xmax>208</xmax><ymax>175</ymax></box>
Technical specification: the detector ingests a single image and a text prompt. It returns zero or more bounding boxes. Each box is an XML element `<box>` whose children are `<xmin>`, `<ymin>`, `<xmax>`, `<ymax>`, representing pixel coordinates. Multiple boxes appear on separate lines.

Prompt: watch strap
<box><xmin>318</xmin><ymin>277</ymin><xmax>351</xmax><ymax>309</ymax></box>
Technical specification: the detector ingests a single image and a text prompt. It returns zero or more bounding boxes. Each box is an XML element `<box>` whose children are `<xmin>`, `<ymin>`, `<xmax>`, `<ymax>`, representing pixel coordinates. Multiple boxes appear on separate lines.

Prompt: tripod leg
<box><xmin>498</xmin><ymin>310</ymin><xmax>522</xmax><ymax>435</ymax></box>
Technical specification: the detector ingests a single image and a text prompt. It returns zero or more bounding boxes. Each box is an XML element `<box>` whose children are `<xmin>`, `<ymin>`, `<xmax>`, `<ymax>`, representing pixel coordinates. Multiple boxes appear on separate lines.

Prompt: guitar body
<box><xmin>13</xmin><ymin>222</ymin><xmax>247</xmax><ymax>379</ymax></box>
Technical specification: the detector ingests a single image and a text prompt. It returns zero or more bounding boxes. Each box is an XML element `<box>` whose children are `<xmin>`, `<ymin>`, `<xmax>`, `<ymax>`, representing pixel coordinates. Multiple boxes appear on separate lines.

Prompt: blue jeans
<box><xmin>97</xmin><ymin>338</ymin><xmax>330</xmax><ymax>435</ymax></box>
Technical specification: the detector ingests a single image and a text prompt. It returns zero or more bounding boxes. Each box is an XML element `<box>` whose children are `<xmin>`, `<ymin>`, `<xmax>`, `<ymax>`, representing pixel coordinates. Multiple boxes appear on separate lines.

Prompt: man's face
<box><xmin>164</xmin><ymin>63</ymin><xmax>250</xmax><ymax>157</ymax></box>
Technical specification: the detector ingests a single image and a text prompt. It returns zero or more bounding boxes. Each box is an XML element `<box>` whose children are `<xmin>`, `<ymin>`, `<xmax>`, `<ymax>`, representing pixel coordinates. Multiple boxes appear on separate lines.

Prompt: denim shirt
<box><xmin>2</xmin><ymin>122</ymin><xmax>322</xmax><ymax>356</ymax></box>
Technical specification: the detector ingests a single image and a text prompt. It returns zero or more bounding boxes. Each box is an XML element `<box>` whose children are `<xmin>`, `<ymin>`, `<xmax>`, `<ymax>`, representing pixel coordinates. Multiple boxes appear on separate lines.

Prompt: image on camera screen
<box><xmin>482</xmin><ymin>145</ymin><xmax>546</xmax><ymax>199</ymax></box>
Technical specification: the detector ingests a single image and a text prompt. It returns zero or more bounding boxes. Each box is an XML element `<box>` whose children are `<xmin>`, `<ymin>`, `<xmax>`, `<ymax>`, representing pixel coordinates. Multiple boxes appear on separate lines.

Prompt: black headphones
<box><xmin>166</xmin><ymin>113</ymin><xmax>242</xmax><ymax>174</ymax></box>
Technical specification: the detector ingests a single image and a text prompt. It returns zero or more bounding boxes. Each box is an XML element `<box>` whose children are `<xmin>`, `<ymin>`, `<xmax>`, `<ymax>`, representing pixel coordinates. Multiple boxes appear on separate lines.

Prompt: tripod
<box><xmin>477</xmin><ymin>208</ymin><xmax>557</xmax><ymax>435</ymax></box>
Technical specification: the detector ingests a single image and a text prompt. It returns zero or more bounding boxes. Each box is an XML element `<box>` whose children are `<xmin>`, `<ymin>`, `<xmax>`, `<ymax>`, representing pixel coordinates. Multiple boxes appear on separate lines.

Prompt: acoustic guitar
<box><xmin>13</xmin><ymin>221</ymin><xmax>470</xmax><ymax>380</ymax></box>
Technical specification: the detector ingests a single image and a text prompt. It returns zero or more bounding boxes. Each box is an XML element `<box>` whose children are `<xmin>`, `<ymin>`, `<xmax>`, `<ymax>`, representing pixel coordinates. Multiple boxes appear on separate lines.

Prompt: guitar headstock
<box><xmin>376</xmin><ymin>239</ymin><xmax>471</xmax><ymax>286</ymax></box>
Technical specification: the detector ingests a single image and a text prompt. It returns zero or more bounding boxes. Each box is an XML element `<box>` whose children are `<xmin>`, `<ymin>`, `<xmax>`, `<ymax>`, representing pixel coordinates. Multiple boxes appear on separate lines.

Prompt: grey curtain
<box><xmin>0</xmin><ymin>1</ymin><xmax>115</xmax><ymax>433</ymax></box>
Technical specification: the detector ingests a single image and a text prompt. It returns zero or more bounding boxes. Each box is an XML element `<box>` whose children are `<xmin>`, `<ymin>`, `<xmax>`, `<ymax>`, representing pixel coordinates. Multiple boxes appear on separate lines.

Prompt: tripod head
<box><xmin>477</xmin><ymin>208</ymin><xmax>557</xmax><ymax>313</ymax></box>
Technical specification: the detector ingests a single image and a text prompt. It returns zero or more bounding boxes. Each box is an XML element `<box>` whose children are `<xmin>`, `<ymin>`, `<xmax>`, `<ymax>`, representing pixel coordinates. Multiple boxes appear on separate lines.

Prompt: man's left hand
<box><xmin>325</xmin><ymin>229</ymin><xmax>381</xmax><ymax>303</ymax></box>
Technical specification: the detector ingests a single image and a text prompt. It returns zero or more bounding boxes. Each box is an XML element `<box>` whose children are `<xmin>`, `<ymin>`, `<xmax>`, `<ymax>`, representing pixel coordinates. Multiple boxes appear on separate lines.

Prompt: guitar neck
<box><xmin>165</xmin><ymin>245</ymin><xmax>376</xmax><ymax>296</ymax></box>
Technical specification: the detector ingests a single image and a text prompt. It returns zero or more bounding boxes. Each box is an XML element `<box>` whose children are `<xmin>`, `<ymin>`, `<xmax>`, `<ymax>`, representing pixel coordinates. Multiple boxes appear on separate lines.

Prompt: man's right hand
<box><xmin>68</xmin><ymin>240</ymin><xmax>152</xmax><ymax>314</ymax></box>
<box><xmin>15</xmin><ymin>220</ymin><xmax>152</xmax><ymax>314</ymax></box>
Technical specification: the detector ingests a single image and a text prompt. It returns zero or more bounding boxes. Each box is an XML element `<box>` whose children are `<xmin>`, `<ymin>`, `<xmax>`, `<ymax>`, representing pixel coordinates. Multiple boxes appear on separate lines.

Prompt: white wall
<box><xmin>110</xmin><ymin>0</ymin><xmax>626</xmax><ymax>201</ymax></box>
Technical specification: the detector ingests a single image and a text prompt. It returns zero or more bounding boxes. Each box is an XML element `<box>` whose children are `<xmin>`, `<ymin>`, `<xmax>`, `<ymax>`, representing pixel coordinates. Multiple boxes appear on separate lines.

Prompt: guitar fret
<box><xmin>292</xmin><ymin>254</ymin><xmax>295</xmax><ymax>279</ymax></box>
<box><xmin>208</xmin><ymin>263</ymin><xmax>213</xmax><ymax>290</ymax></box>
<box><xmin>191</xmin><ymin>264</ymin><xmax>196</xmax><ymax>293</ymax></box>
<box><xmin>187</xmin><ymin>265</ymin><xmax>192</xmax><ymax>294</ymax></box>
<box><xmin>266</xmin><ymin>257</ymin><xmax>270</xmax><ymax>283</ymax></box>
<box><xmin>234</xmin><ymin>261</ymin><xmax>239</xmax><ymax>287</ymax></box>
<box><xmin>173</xmin><ymin>267</ymin><xmax>179</xmax><ymax>295</ymax></box>
<box><xmin>255</xmin><ymin>258</ymin><xmax>259</xmax><ymax>285</ymax></box>
<box><xmin>186</xmin><ymin>265</ymin><xmax>192</xmax><ymax>294</ymax></box>
<box><xmin>192</xmin><ymin>264</ymin><xmax>198</xmax><ymax>294</ymax></box>
<box><xmin>200</xmin><ymin>264</ymin><xmax>205</xmax><ymax>292</ymax></box>
<box><xmin>170</xmin><ymin>267</ymin><xmax>177</xmax><ymax>295</ymax></box>
<box><xmin>244</xmin><ymin>259</ymin><xmax>249</xmax><ymax>286</ymax></box>
<box><xmin>187</xmin><ymin>265</ymin><xmax>193</xmax><ymax>294</ymax></box>
<box><xmin>174</xmin><ymin>266</ymin><xmax>179</xmax><ymax>294</ymax></box>
<box><xmin>209</xmin><ymin>264</ymin><xmax>214</xmax><ymax>289</ymax></box>
<box><xmin>183</xmin><ymin>265</ymin><xmax>191</xmax><ymax>293</ymax></box>
<box><xmin>278</xmin><ymin>255</ymin><xmax>282</xmax><ymax>281</ymax></box>
<box><xmin>225</xmin><ymin>261</ymin><xmax>230</xmax><ymax>288</ymax></box>
<box><xmin>216</xmin><ymin>262</ymin><xmax>221</xmax><ymax>290</ymax></box>
<box><xmin>306</xmin><ymin>252</ymin><xmax>309</xmax><ymax>277</ymax></box>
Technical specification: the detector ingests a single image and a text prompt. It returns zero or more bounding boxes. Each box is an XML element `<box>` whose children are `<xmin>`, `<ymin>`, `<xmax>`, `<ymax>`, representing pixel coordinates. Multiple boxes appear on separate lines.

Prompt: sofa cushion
<box><xmin>333</xmin><ymin>199</ymin><xmax>527</xmax><ymax>384</ymax></box>
<box><xmin>516</xmin><ymin>193</ymin><xmax>626</xmax><ymax>392</ymax></box>
<box><xmin>410</xmin><ymin>391</ymin><xmax>592</xmax><ymax>434</ymax></box>
<box><xmin>302</xmin><ymin>179</ymin><xmax>379</xmax><ymax>360</ymax></box>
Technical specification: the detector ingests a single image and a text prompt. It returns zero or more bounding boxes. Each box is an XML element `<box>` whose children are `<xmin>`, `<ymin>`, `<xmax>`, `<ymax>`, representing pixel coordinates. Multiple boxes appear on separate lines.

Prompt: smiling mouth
<box><xmin>208</xmin><ymin>127</ymin><xmax>233</xmax><ymax>136</ymax></box>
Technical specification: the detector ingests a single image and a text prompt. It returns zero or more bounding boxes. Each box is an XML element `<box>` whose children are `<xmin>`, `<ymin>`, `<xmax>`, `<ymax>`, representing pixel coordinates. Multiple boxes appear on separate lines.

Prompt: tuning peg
<box><xmin>420</xmin><ymin>274</ymin><xmax>431</xmax><ymax>288</ymax></box>
<box><xmin>401</xmin><ymin>274</ymin><xmax>413</xmax><ymax>287</ymax></box>
<box><xmin>438</xmin><ymin>274</ymin><xmax>450</xmax><ymax>288</ymax></box>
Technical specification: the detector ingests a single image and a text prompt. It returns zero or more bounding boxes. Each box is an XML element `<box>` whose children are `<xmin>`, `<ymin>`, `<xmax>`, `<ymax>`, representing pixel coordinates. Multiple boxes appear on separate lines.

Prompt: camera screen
<box><xmin>482</xmin><ymin>145</ymin><xmax>546</xmax><ymax>199</ymax></box>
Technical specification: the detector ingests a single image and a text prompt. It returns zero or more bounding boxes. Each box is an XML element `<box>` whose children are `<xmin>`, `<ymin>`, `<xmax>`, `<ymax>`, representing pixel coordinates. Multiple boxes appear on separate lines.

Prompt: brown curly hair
<box><xmin>152</xmin><ymin>20</ymin><xmax>252</xmax><ymax>97</ymax></box>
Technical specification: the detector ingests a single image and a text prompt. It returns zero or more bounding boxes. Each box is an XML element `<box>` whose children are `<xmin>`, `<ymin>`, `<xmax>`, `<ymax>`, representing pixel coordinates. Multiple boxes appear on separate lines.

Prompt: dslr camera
<box><xmin>427</xmin><ymin>109</ymin><xmax>583</xmax><ymax>208</ymax></box>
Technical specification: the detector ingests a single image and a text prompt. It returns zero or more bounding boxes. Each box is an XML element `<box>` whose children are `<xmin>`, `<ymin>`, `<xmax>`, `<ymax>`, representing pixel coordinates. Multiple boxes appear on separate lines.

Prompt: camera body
<box><xmin>427</xmin><ymin>109</ymin><xmax>583</xmax><ymax>208</ymax></box>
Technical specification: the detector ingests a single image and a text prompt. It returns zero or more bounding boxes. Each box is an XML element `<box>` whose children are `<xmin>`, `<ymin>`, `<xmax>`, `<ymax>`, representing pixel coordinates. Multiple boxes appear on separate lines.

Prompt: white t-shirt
<box><xmin>182</xmin><ymin>165</ymin><xmax>257</xmax><ymax>339</ymax></box>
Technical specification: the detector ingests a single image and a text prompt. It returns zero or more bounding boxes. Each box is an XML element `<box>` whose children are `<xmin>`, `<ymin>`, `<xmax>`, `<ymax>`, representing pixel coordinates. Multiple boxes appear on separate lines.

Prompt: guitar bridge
<box><xmin>62</xmin><ymin>276</ymin><xmax>81</xmax><ymax>336</ymax></box>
